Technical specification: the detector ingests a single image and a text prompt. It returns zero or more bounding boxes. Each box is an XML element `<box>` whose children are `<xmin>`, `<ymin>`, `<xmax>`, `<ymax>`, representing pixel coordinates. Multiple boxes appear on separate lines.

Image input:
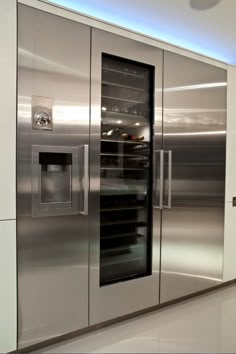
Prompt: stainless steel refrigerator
<box><xmin>17</xmin><ymin>4</ymin><xmax>226</xmax><ymax>349</ymax></box>
<box><xmin>17</xmin><ymin>5</ymin><xmax>90</xmax><ymax>347</ymax></box>
<box><xmin>160</xmin><ymin>52</ymin><xmax>227</xmax><ymax>303</ymax></box>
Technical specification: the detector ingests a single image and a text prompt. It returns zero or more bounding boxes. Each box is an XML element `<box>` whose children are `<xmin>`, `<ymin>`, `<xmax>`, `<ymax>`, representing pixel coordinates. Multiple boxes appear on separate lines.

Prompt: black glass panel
<box><xmin>100</xmin><ymin>53</ymin><xmax>154</xmax><ymax>286</ymax></box>
<box><xmin>39</xmin><ymin>152</ymin><xmax>72</xmax><ymax>165</ymax></box>
<box><xmin>39</xmin><ymin>152</ymin><xmax>72</xmax><ymax>204</ymax></box>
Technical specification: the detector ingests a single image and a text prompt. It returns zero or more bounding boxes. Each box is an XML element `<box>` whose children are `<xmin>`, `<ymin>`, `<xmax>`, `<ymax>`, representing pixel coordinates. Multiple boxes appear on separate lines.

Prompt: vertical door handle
<box><xmin>80</xmin><ymin>144</ymin><xmax>89</xmax><ymax>216</ymax></box>
<box><xmin>166</xmin><ymin>150</ymin><xmax>172</xmax><ymax>209</ymax></box>
<box><xmin>154</xmin><ymin>149</ymin><xmax>164</xmax><ymax>209</ymax></box>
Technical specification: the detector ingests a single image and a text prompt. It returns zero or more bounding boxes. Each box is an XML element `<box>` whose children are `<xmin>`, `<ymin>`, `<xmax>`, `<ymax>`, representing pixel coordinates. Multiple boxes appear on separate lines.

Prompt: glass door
<box><xmin>100</xmin><ymin>54</ymin><xmax>154</xmax><ymax>286</ymax></box>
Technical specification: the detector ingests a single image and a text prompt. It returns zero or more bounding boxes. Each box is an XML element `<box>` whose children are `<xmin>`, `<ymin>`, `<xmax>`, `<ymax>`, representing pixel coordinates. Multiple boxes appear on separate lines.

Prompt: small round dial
<box><xmin>34</xmin><ymin>111</ymin><xmax>51</xmax><ymax>127</ymax></box>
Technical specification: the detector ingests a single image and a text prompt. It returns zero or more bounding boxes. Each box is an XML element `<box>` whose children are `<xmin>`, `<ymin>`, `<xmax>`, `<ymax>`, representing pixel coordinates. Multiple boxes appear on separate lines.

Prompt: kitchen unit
<box><xmin>160</xmin><ymin>52</ymin><xmax>227</xmax><ymax>302</ymax></box>
<box><xmin>17</xmin><ymin>3</ymin><xmax>226</xmax><ymax>350</ymax></box>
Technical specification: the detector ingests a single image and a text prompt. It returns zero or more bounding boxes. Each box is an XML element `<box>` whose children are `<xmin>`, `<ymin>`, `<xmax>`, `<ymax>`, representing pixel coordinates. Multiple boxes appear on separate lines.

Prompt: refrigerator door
<box><xmin>90</xmin><ymin>29</ymin><xmax>163</xmax><ymax>324</ymax></box>
<box><xmin>160</xmin><ymin>51</ymin><xmax>227</xmax><ymax>303</ymax></box>
<box><xmin>17</xmin><ymin>5</ymin><xmax>90</xmax><ymax>348</ymax></box>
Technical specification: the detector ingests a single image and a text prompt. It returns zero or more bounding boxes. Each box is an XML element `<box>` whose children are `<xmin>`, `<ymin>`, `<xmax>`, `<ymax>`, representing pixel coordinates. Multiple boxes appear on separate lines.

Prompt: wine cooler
<box><xmin>100</xmin><ymin>54</ymin><xmax>154</xmax><ymax>285</ymax></box>
<box><xmin>89</xmin><ymin>28</ymin><xmax>163</xmax><ymax>325</ymax></box>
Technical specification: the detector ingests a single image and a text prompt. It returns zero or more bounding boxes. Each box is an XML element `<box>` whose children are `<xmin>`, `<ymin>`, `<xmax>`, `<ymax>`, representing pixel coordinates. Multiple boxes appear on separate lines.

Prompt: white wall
<box><xmin>0</xmin><ymin>221</ymin><xmax>17</xmax><ymax>353</ymax></box>
<box><xmin>0</xmin><ymin>0</ymin><xmax>17</xmax><ymax>352</ymax></box>
<box><xmin>223</xmin><ymin>65</ymin><xmax>236</xmax><ymax>282</ymax></box>
<box><xmin>0</xmin><ymin>0</ymin><xmax>16</xmax><ymax>221</ymax></box>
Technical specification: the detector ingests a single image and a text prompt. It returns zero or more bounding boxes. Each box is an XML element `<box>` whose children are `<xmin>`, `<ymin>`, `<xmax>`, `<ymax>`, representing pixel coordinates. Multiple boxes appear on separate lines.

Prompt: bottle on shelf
<box><xmin>101</xmin><ymin>129</ymin><xmax>145</xmax><ymax>142</ymax></box>
<box><xmin>121</xmin><ymin>107</ymin><xmax>130</xmax><ymax>114</ymax></box>
<box><xmin>130</xmin><ymin>108</ymin><xmax>138</xmax><ymax>115</ymax></box>
<box><xmin>122</xmin><ymin>133</ymin><xmax>145</xmax><ymax>141</ymax></box>
<box><xmin>111</xmin><ymin>105</ymin><xmax>120</xmax><ymax>113</ymax></box>
<box><xmin>102</xmin><ymin>131</ymin><xmax>109</xmax><ymax>138</ymax></box>
<box><xmin>121</xmin><ymin>132</ymin><xmax>128</xmax><ymax>139</ymax></box>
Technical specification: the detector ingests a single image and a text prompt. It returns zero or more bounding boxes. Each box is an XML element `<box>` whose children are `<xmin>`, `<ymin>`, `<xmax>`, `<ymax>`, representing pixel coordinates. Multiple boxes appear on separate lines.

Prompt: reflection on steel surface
<box><xmin>160</xmin><ymin>51</ymin><xmax>226</xmax><ymax>303</ymax></box>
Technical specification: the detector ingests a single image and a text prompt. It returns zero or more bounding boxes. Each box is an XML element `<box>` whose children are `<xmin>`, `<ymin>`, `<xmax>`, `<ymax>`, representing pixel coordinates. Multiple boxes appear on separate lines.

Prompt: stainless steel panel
<box><xmin>160</xmin><ymin>51</ymin><xmax>227</xmax><ymax>303</ymax></box>
<box><xmin>17</xmin><ymin>5</ymin><xmax>90</xmax><ymax>348</ymax></box>
<box><xmin>89</xmin><ymin>28</ymin><xmax>163</xmax><ymax>325</ymax></box>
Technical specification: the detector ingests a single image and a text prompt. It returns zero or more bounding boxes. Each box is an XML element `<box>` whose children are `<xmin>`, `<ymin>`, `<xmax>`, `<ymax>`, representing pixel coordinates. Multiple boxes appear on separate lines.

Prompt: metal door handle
<box><xmin>165</xmin><ymin>150</ymin><xmax>172</xmax><ymax>209</ymax></box>
<box><xmin>154</xmin><ymin>149</ymin><xmax>164</xmax><ymax>209</ymax></box>
<box><xmin>80</xmin><ymin>144</ymin><xmax>89</xmax><ymax>215</ymax></box>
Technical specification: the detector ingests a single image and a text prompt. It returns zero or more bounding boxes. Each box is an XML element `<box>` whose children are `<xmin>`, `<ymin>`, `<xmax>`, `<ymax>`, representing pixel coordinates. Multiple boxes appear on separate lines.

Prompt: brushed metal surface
<box><xmin>160</xmin><ymin>51</ymin><xmax>227</xmax><ymax>303</ymax></box>
<box><xmin>17</xmin><ymin>5</ymin><xmax>90</xmax><ymax>348</ymax></box>
<box><xmin>89</xmin><ymin>28</ymin><xmax>163</xmax><ymax>325</ymax></box>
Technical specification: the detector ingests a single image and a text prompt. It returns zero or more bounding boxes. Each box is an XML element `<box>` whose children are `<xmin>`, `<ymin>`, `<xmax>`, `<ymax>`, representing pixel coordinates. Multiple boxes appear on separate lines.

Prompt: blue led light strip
<box><xmin>48</xmin><ymin>0</ymin><xmax>231</xmax><ymax>64</ymax></box>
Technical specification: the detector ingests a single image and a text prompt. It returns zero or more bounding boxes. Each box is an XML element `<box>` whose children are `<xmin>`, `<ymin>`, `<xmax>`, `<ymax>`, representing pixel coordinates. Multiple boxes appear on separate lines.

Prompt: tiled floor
<box><xmin>35</xmin><ymin>284</ymin><xmax>236</xmax><ymax>353</ymax></box>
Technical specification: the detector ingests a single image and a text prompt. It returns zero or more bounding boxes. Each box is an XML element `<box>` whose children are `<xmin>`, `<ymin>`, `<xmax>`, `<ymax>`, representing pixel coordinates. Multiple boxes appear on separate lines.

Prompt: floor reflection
<box><xmin>35</xmin><ymin>284</ymin><xmax>236</xmax><ymax>353</ymax></box>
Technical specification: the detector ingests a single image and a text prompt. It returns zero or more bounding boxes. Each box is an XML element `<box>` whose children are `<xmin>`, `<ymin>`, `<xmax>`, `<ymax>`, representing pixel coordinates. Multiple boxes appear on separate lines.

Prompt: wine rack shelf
<box><xmin>101</xmin><ymin>139</ymin><xmax>148</xmax><ymax>144</ymax></box>
<box><xmin>100</xmin><ymin>153</ymin><xmax>147</xmax><ymax>157</ymax></box>
<box><xmin>101</xmin><ymin>219</ymin><xmax>147</xmax><ymax>226</ymax></box>
<box><xmin>101</xmin><ymin>232</ymin><xmax>144</xmax><ymax>240</ymax></box>
<box><xmin>101</xmin><ymin>206</ymin><xmax>145</xmax><ymax>212</ymax></box>
<box><xmin>102</xmin><ymin>66</ymin><xmax>145</xmax><ymax>79</ymax></box>
<box><xmin>102</xmin><ymin>81</ymin><xmax>145</xmax><ymax>92</ymax></box>
<box><xmin>102</xmin><ymin>95</ymin><xmax>145</xmax><ymax>104</ymax></box>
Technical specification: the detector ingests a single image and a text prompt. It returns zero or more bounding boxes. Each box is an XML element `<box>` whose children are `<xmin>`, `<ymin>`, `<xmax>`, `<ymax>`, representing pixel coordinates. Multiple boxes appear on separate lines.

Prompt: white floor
<box><xmin>36</xmin><ymin>284</ymin><xmax>236</xmax><ymax>353</ymax></box>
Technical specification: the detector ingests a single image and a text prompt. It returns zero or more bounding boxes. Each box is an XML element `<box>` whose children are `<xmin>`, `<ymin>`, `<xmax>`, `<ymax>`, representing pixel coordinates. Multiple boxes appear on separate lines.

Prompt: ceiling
<box><xmin>48</xmin><ymin>0</ymin><xmax>236</xmax><ymax>65</ymax></box>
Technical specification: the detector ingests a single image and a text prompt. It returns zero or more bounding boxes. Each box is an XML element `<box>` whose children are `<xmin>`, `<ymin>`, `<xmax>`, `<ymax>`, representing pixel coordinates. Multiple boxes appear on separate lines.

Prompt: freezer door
<box><xmin>89</xmin><ymin>28</ymin><xmax>163</xmax><ymax>324</ymax></box>
<box><xmin>17</xmin><ymin>5</ymin><xmax>90</xmax><ymax>348</ymax></box>
<box><xmin>160</xmin><ymin>51</ymin><xmax>227</xmax><ymax>303</ymax></box>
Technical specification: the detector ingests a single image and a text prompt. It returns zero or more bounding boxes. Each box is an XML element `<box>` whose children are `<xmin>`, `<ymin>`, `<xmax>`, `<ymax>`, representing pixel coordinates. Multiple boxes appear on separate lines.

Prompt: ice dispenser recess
<box><xmin>32</xmin><ymin>145</ymin><xmax>80</xmax><ymax>217</ymax></box>
<box><xmin>39</xmin><ymin>152</ymin><xmax>72</xmax><ymax>204</ymax></box>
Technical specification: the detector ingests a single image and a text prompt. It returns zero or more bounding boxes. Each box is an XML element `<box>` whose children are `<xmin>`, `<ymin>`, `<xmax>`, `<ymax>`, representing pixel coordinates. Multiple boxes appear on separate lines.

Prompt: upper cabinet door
<box><xmin>89</xmin><ymin>28</ymin><xmax>163</xmax><ymax>325</ymax></box>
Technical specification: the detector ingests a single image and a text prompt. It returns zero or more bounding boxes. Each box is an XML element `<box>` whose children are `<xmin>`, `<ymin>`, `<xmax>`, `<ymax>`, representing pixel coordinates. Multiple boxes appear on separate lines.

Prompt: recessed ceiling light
<box><xmin>189</xmin><ymin>0</ymin><xmax>221</xmax><ymax>10</ymax></box>
<box><xmin>101</xmin><ymin>106</ymin><xmax>107</xmax><ymax>111</ymax></box>
<box><xmin>135</xmin><ymin>122</ymin><xmax>140</xmax><ymax>126</ymax></box>
<box><xmin>116</xmin><ymin>120</ymin><xmax>122</xmax><ymax>124</ymax></box>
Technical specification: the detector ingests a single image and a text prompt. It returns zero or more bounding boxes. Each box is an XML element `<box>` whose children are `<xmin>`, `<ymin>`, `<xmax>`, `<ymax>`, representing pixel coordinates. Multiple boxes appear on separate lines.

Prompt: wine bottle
<box><xmin>121</xmin><ymin>132</ymin><xmax>128</xmax><ymax>139</ymax></box>
<box><xmin>101</xmin><ymin>131</ymin><xmax>108</xmax><ymax>138</ymax></box>
<box><xmin>120</xmin><ymin>133</ymin><xmax>145</xmax><ymax>141</ymax></box>
<box><xmin>130</xmin><ymin>135</ymin><xmax>144</xmax><ymax>141</ymax></box>
<box><xmin>107</xmin><ymin>128</ymin><xmax>122</xmax><ymax>138</ymax></box>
